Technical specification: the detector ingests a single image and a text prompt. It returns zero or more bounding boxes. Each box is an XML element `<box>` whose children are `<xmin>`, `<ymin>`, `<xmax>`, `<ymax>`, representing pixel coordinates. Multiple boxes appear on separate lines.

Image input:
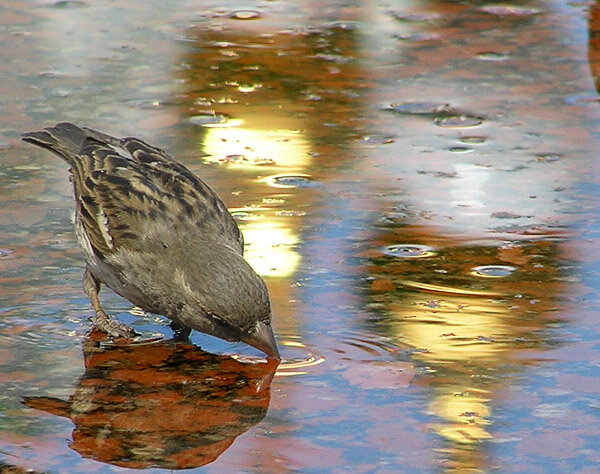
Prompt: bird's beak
<box><xmin>243</xmin><ymin>321</ymin><xmax>281</xmax><ymax>360</ymax></box>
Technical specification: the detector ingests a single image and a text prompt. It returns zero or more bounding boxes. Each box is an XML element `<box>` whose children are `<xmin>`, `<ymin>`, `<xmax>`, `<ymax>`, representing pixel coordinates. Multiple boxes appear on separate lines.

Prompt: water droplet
<box><xmin>51</xmin><ymin>0</ymin><xmax>88</xmax><ymax>8</ymax></box>
<box><xmin>480</xmin><ymin>5</ymin><xmax>540</xmax><ymax>16</ymax></box>
<box><xmin>395</xmin><ymin>32</ymin><xmax>441</xmax><ymax>41</ymax></box>
<box><xmin>129</xmin><ymin>307</ymin><xmax>146</xmax><ymax>317</ymax></box>
<box><xmin>382</xmin><ymin>244</ymin><xmax>436</xmax><ymax>258</ymax></box>
<box><xmin>238</xmin><ymin>84</ymin><xmax>262</xmax><ymax>93</ymax></box>
<box><xmin>536</xmin><ymin>153</ymin><xmax>561</xmax><ymax>162</ymax></box>
<box><xmin>361</xmin><ymin>135</ymin><xmax>395</xmax><ymax>145</ymax></box>
<box><xmin>491</xmin><ymin>211</ymin><xmax>529</xmax><ymax>219</ymax></box>
<box><xmin>330</xmin><ymin>22</ymin><xmax>358</xmax><ymax>30</ymax></box>
<box><xmin>470</xmin><ymin>265</ymin><xmax>516</xmax><ymax>278</ymax></box>
<box><xmin>434</xmin><ymin>112</ymin><xmax>483</xmax><ymax>128</ymax></box>
<box><xmin>459</xmin><ymin>136</ymin><xmax>486</xmax><ymax>144</ymax></box>
<box><xmin>188</xmin><ymin>114</ymin><xmax>229</xmax><ymax>126</ymax></box>
<box><xmin>448</xmin><ymin>146</ymin><xmax>473</xmax><ymax>153</ymax></box>
<box><xmin>124</xmin><ymin>99</ymin><xmax>163</xmax><ymax>110</ymax></box>
<box><xmin>390</xmin><ymin>102</ymin><xmax>449</xmax><ymax>115</ymax></box>
<box><xmin>417</xmin><ymin>170</ymin><xmax>457</xmax><ymax>178</ymax></box>
<box><xmin>0</xmin><ymin>248</ymin><xmax>13</xmax><ymax>258</ymax></box>
<box><xmin>229</xmin><ymin>10</ymin><xmax>262</xmax><ymax>20</ymax></box>
<box><xmin>276</xmin><ymin>210</ymin><xmax>307</xmax><ymax>217</ymax></box>
<box><xmin>264</xmin><ymin>174</ymin><xmax>315</xmax><ymax>188</ymax></box>
<box><xmin>231</xmin><ymin>211</ymin><xmax>263</xmax><ymax>221</ymax></box>
<box><xmin>476</xmin><ymin>52</ymin><xmax>511</xmax><ymax>61</ymax></box>
<box><xmin>391</xmin><ymin>12</ymin><xmax>441</xmax><ymax>23</ymax></box>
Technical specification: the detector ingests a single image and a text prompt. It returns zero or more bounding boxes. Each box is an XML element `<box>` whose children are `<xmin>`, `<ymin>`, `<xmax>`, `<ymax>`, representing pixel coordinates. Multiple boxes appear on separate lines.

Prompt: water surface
<box><xmin>1</xmin><ymin>0</ymin><xmax>600</xmax><ymax>472</ymax></box>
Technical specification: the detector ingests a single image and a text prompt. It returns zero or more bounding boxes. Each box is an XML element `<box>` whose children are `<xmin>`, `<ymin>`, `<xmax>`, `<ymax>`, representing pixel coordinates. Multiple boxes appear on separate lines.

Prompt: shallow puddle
<box><xmin>1</xmin><ymin>0</ymin><xmax>600</xmax><ymax>472</ymax></box>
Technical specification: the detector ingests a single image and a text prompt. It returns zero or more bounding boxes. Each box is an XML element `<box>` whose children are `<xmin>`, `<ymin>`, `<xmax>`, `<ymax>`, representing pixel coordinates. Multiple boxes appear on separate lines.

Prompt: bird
<box><xmin>21</xmin><ymin>122</ymin><xmax>280</xmax><ymax>359</ymax></box>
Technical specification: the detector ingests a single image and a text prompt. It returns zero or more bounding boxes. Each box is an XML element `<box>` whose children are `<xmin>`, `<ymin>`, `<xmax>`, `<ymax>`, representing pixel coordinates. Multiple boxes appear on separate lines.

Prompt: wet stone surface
<box><xmin>1</xmin><ymin>0</ymin><xmax>600</xmax><ymax>472</ymax></box>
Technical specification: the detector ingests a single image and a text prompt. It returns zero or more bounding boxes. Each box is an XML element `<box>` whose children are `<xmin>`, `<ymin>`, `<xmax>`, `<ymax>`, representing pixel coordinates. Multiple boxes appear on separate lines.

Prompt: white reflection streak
<box><xmin>450</xmin><ymin>163</ymin><xmax>490</xmax><ymax>210</ymax></box>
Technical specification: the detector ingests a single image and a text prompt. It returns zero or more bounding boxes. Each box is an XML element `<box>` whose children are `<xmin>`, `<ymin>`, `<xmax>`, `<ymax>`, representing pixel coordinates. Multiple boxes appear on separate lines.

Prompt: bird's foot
<box><xmin>93</xmin><ymin>309</ymin><xmax>137</xmax><ymax>339</ymax></box>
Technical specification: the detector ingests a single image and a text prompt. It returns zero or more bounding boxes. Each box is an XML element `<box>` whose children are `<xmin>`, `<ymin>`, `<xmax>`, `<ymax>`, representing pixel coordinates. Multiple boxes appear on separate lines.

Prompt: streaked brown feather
<box><xmin>22</xmin><ymin>123</ymin><xmax>244</xmax><ymax>259</ymax></box>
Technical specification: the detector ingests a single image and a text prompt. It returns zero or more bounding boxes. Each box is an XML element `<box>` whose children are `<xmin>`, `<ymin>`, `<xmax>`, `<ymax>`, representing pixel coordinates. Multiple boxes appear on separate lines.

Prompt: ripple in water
<box><xmin>382</xmin><ymin>244</ymin><xmax>436</xmax><ymax>258</ymax></box>
<box><xmin>434</xmin><ymin>112</ymin><xmax>483</xmax><ymax>128</ymax></box>
<box><xmin>275</xmin><ymin>340</ymin><xmax>325</xmax><ymax>376</ymax></box>
<box><xmin>341</xmin><ymin>330</ymin><xmax>403</xmax><ymax>357</ymax></box>
<box><xmin>470</xmin><ymin>265</ymin><xmax>516</xmax><ymax>278</ymax></box>
<box><xmin>264</xmin><ymin>174</ymin><xmax>315</xmax><ymax>188</ymax></box>
<box><xmin>448</xmin><ymin>146</ymin><xmax>473</xmax><ymax>153</ymax></box>
<box><xmin>459</xmin><ymin>136</ymin><xmax>486</xmax><ymax>144</ymax></box>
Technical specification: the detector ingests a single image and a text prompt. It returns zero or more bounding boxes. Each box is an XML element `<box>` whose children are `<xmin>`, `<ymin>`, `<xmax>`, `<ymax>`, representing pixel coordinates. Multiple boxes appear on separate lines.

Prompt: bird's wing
<box><xmin>22</xmin><ymin>123</ymin><xmax>244</xmax><ymax>258</ymax></box>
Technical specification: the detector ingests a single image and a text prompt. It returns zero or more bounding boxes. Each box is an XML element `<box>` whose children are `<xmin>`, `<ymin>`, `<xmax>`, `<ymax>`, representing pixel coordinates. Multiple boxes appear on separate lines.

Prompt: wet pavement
<box><xmin>1</xmin><ymin>0</ymin><xmax>600</xmax><ymax>472</ymax></box>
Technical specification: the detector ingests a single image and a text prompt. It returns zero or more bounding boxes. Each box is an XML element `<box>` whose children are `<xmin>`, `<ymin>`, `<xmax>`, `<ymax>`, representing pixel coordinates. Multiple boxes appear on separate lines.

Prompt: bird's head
<box><xmin>170</xmin><ymin>241</ymin><xmax>280</xmax><ymax>359</ymax></box>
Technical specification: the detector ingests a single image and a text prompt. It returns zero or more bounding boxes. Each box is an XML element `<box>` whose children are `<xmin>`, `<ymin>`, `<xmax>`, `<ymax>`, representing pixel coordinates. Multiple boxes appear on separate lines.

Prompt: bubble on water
<box><xmin>476</xmin><ymin>52</ymin><xmax>511</xmax><ymax>61</ymax></box>
<box><xmin>390</xmin><ymin>102</ymin><xmax>449</xmax><ymax>115</ymax></box>
<box><xmin>470</xmin><ymin>265</ymin><xmax>516</xmax><ymax>278</ymax></box>
<box><xmin>382</xmin><ymin>244</ymin><xmax>436</xmax><ymax>258</ymax></box>
<box><xmin>229</xmin><ymin>10</ymin><xmax>262</xmax><ymax>20</ymax></box>
<box><xmin>434</xmin><ymin>112</ymin><xmax>484</xmax><ymax>128</ymax></box>
<box><xmin>264</xmin><ymin>174</ymin><xmax>315</xmax><ymax>188</ymax></box>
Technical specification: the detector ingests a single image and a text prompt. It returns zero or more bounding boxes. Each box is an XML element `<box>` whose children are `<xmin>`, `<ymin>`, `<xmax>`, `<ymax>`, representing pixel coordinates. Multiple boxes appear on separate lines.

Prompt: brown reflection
<box><xmin>365</xmin><ymin>225</ymin><xmax>566</xmax><ymax>470</ymax></box>
<box><xmin>24</xmin><ymin>331</ymin><xmax>276</xmax><ymax>470</ymax></box>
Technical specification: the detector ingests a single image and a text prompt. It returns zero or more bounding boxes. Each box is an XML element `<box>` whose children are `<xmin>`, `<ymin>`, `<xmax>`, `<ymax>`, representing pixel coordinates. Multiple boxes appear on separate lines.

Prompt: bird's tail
<box><xmin>21</xmin><ymin>122</ymin><xmax>90</xmax><ymax>165</ymax></box>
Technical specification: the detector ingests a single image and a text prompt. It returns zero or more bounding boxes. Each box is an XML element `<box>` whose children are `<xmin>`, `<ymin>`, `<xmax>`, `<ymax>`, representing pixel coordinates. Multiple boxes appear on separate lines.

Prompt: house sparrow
<box><xmin>22</xmin><ymin>122</ymin><xmax>280</xmax><ymax>359</ymax></box>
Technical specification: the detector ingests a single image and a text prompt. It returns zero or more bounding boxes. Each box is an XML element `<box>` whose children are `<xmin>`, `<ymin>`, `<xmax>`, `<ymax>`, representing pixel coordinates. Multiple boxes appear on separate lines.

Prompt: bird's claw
<box><xmin>93</xmin><ymin>310</ymin><xmax>138</xmax><ymax>339</ymax></box>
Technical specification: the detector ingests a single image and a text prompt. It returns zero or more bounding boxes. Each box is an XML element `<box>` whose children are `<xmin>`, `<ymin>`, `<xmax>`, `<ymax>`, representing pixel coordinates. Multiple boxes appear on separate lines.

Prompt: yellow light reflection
<box><xmin>392</xmin><ymin>292</ymin><xmax>511</xmax><ymax>363</ymax></box>
<box><xmin>379</xmin><ymin>285</ymin><xmax>514</xmax><ymax>445</ymax></box>
<box><xmin>202</xmin><ymin>126</ymin><xmax>311</xmax><ymax>170</ymax></box>
<box><xmin>429</xmin><ymin>390</ymin><xmax>492</xmax><ymax>445</ymax></box>
<box><xmin>241</xmin><ymin>220</ymin><xmax>300</xmax><ymax>278</ymax></box>
<box><xmin>201</xmin><ymin>119</ymin><xmax>312</xmax><ymax>279</ymax></box>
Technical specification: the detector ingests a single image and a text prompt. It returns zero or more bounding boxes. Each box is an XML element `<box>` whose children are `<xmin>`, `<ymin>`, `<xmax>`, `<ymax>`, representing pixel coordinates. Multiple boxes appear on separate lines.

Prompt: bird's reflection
<box><xmin>24</xmin><ymin>331</ymin><xmax>277</xmax><ymax>470</ymax></box>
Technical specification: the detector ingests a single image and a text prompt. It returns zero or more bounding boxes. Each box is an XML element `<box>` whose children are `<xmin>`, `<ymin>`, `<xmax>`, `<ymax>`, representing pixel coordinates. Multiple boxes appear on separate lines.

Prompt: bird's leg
<box><xmin>170</xmin><ymin>321</ymin><xmax>192</xmax><ymax>341</ymax></box>
<box><xmin>83</xmin><ymin>266</ymin><xmax>137</xmax><ymax>338</ymax></box>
